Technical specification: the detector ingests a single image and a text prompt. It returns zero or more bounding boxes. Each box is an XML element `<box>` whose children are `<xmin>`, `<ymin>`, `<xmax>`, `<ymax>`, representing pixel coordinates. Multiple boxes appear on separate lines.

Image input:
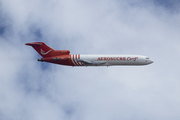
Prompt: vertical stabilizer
<box><xmin>25</xmin><ymin>42</ymin><xmax>54</xmax><ymax>58</ymax></box>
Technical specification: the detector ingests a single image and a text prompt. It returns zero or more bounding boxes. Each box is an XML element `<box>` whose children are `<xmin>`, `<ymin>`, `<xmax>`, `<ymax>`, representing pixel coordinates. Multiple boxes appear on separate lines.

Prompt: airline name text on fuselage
<box><xmin>97</xmin><ymin>57</ymin><xmax>138</xmax><ymax>61</ymax></box>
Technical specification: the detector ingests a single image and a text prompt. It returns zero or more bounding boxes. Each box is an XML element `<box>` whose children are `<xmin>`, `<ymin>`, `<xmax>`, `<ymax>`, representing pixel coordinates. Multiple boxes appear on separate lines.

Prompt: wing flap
<box><xmin>77</xmin><ymin>59</ymin><xmax>106</xmax><ymax>65</ymax></box>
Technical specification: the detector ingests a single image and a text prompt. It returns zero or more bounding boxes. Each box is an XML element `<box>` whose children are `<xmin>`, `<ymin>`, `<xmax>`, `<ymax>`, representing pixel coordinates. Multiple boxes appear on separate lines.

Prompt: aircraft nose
<box><xmin>149</xmin><ymin>59</ymin><xmax>154</xmax><ymax>64</ymax></box>
<box><xmin>146</xmin><ymin>59</ymin><xmax>153</xmax><ymax>64</ymax></box>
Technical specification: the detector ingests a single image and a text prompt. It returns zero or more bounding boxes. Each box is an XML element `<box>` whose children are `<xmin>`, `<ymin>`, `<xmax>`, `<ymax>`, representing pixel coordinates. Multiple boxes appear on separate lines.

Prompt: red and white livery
<box><xmin>25</xmin><ymin>42</ymin><xmax>153</xmax><ymax>66</ymax></box>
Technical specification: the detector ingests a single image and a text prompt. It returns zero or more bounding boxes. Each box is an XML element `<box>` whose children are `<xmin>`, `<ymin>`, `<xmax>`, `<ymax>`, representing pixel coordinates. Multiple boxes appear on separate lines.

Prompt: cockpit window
<box><xmin>146</xmin><ymin>57</ymin><xmax>149</xmax><ymax>59</ymax></box>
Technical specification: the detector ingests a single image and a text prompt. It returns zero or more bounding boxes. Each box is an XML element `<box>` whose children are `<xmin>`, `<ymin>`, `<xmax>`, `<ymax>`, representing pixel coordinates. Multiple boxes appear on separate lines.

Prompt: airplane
<box><xmin>25</xmin><ymin>42</ymin><xmax>153</xmax><ymax>67</ymax></box>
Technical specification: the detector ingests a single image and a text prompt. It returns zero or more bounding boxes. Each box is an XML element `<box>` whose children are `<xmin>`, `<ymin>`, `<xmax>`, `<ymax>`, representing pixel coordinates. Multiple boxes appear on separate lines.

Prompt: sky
<box><xmin>0</xmin><ymin>0</ymin><xmax>180</xmax><ymax>120</ymax></box>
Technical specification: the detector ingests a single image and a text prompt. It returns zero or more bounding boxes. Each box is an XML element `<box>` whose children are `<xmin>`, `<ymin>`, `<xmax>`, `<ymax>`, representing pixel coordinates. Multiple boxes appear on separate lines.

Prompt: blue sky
<box><xmin>154</xmin><ymin>0</ymin><xmax>180</xmax><ymax>10</ymax></box>
<box><xmin>0</xmin><ymin>0</ymin><xmax>180</xmax><ymax>120</ymax></box>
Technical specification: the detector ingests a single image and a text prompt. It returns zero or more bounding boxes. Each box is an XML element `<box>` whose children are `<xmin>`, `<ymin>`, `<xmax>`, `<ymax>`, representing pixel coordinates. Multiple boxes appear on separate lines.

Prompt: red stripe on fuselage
<box><xmin>75</xmin><ymin>54</ymin><xmax>79</xmax><ymax>66</ymax></box>
<box><xmin>76</xmin><ymin>54</ymin><xmax>82</xmax><ymax>66</ymax></box>
<box><xmin>78</xmin><ymin>54</ymin><xmax>83</xmax><ymax>66</ymax></box>
<box><xmin>73</xmin><ymin>54</ymin><xmax>79</xmax><ymax>66</ymax></box>
<box><xmin>71</xmin><ymin>54</ymin><xmax>76</xmax><ymax>66</ymax></box>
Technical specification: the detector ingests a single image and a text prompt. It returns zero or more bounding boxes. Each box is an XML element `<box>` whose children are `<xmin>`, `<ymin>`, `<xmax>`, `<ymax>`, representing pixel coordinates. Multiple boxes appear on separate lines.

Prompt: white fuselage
<box><xmin>76</xmin><ymin>54</ymin><xmax>153</xmax><ymax>66</ymax></box>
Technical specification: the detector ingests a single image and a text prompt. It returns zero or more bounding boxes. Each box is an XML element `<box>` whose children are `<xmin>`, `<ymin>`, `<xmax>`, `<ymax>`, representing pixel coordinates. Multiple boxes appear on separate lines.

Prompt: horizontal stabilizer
<box><xmin>25</xmin><ymin>42</ymin><xmax>43</xmax><ymax>46</ymax></box>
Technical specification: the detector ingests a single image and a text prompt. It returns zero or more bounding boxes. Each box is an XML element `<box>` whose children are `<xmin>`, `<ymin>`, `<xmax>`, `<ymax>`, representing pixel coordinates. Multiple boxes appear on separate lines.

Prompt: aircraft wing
<box><xmin>77</xmin><ymin>59</ymin><xmax>106</xmax><ymax>65</ymax></box>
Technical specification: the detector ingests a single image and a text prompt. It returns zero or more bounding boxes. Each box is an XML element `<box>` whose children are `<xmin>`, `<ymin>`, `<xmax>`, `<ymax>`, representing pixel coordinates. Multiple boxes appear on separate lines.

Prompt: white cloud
<box><xmin>0</xmin><ymin>0</ymin><xmax>180</xmax><ymax>120</ymax></box>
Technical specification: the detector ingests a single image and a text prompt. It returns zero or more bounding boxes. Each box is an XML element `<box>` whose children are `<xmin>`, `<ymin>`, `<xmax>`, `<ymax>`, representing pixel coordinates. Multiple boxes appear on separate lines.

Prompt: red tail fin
<box><xmin>25</xmin><ymin>42</ymin><xmax>54</xmax><ymax>58</ymax></box>
<box><xmin>26</xmin><ymin>42</ymin><xmax>70</xmax><ymax>58</ymax></box>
